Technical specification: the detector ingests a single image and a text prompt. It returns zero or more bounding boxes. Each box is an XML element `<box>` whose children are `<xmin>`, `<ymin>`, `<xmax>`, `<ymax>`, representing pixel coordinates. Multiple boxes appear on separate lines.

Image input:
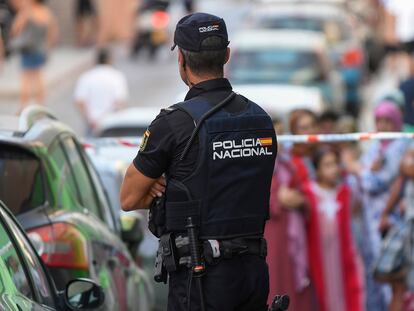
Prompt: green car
<box><xmin>0</xmin><ymin>200</ymin><xmax>106</xmax><ymax>311</ymax></box>
<box><xmin>0</xmin><ymin>106</ymin><xmax>154</xmax><ymax>311</ymax></box>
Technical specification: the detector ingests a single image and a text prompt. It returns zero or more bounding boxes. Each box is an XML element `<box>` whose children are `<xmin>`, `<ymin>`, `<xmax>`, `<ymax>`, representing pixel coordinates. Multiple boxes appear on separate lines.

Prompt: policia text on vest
<box><xmin>212</xmin><ymin>137</ymin><xmax>274</xmax><ymax>160</ymax></box>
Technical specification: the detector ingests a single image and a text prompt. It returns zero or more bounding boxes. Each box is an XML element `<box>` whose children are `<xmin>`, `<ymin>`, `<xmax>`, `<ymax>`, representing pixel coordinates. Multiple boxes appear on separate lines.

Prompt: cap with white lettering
<box><xmin>171</xmin><ymin>12</ymin><xmax>229</xmax><ymax>52</ymax></box>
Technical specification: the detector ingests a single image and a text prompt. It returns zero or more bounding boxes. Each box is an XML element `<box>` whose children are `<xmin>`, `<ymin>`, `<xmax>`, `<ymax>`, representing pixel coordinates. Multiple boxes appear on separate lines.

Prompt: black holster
<box><xmin>148</xmin><ymin>195</ymin><xmax>166</xmax><ymax>238</ymax></box>
<box><xmin>153</xmin><ymin>233</ymin><xmax>178</xmax><ymax>283</ymax></box>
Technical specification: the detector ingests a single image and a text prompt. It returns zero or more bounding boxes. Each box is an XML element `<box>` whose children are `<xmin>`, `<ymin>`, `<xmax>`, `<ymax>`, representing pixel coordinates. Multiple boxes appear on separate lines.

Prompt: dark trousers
<box><xmin>167</xmin><ymin>254</ymin><xmax>269</xmax><ymax>311</ymax></box>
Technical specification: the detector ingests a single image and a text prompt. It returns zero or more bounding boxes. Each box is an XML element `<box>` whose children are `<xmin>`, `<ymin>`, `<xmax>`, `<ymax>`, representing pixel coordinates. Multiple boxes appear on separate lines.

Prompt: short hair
<box><xmin>318</xmin><ymin>110</ymin><xmax>339</xmax><ymax>123</ymax></box>
<box><xmin>311</xmin><ymin>145</ymin><xmax>338</xmax><ymax>170</ymax></box>
<box><xmin>97</xmin><ymin>49</ymin><xmax>111</xmax><ymax>65</ymax></box>
<box><xmin>289</xmin><ymin>109</ymin><xmax>317</xmax><ymax>134</ymax></box>
<box><xmin>180</xmin><ymin>36</ymin><xmax>227</xmax><ymax>76</ymax></box>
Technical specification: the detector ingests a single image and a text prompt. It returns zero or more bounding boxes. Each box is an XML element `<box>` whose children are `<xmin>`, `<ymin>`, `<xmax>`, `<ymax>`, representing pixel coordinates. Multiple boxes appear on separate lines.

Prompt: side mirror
<box><xmin>120</xmin><ymin>212</ymin><xmax>145</xmax><ymax>260</ymax></box>
<box><xmin>121</xmin><ymin>212</ymin><xmax>144</xmax><ymax>245</ymax></box>
<box><xmin>65</xmin><ymin>279</ymin><xmax>105</xmax><ymax>310</ymax></box>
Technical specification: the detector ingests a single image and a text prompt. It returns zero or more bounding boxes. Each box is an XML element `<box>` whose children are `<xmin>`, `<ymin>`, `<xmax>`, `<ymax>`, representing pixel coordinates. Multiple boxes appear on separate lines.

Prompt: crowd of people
<box><xmin>266</xmin><ymin>95</ymin><xmax>414</xmax><ymax>311</ymax></box>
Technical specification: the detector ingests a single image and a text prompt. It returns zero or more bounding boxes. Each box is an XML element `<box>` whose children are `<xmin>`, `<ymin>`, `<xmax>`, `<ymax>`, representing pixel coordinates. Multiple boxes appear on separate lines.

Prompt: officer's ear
<box><xmin>224</xmin><ymin>47</ymin><xmax>230</xmax><ymax>65</ymax></box>
<box><xmin>178</xmin><ymin>49</ymin><xmax>185</xmax><ymax>68</ymax></box>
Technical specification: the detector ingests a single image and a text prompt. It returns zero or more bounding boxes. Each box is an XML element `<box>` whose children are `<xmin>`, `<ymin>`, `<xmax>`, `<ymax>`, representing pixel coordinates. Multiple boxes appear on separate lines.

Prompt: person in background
<box><xmin>382</xmin><ymin>0</ymin><xmax>414</xmax><ymax>80</ymax></box>
<box><xmin>318</xmin><ymin>110</ymin><xmax>339</xmax><ymax>134</ymax></box>
<box><xmin>399</xmin><ymin>56</ymin><xmax>414</xmax><ymax>132</ymax></box>
<box><xmin>183</xmin><ymin>0</ymin><xmax>194</xmax><ymax>13</ymax></box>
<box><xmin>0</xmin><ymin>28</ymin><xmax>4</xmax><ymax>70</ymax></box>
<box><xmin>97</xmin><ymin>0</ymin><xmax>135</xmax><ymax>46</ymax></box>
<box><xmin>344</xmin><ymin>99</ymin><xmax>410</xmax><ymax>311</ymax></box>
<box><xmin>75</xmin><ymin>0</ymin><xmax>96</xmax><ymax>46</ymax></box>
<box><xmin>11</xmin><ymin>0</ymin><xmax>58</xmax><ymax>112</ymax></box>
<box><xmin>74</xmin><ymin>49</ymin><xmax>128</xmax><ymax>135</ymax></box>
<box><xmin>267</xmin><ymin>109</ymin><xmax>319</xmax><ymax>310</ymax></box>
<box><xmin>265</xmin><ymin>117</ymin><xmax>314</xmax><ymax>311</ymax></box>
<box><xmin>378</xmin><ymin>146</ymin><xmax>414</xmax><ymax>311</ymax></box>
<box><xmin>304</xmin><ymin>146</ymin><xmax>364</xmax><ymax>311</ymax></box>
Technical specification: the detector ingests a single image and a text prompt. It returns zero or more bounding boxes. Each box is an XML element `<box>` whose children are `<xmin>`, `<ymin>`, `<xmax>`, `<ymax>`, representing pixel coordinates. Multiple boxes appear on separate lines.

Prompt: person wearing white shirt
<box><xmin>385</xmin><ymin>0</ymin><xmax>414</xmax><ymax>51</ymax></box>
<box><xmin>75</xmin><ymin>49</ymin><xmax>128</xmax><ymax>135</ymax></box>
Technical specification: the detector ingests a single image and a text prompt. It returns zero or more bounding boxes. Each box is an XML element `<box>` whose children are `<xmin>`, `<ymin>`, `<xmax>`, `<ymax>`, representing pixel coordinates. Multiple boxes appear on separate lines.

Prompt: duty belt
<box><xmin>175</xmin><ymin>236</ymin><xmax>267</xmax><ymax>267</ymax></box>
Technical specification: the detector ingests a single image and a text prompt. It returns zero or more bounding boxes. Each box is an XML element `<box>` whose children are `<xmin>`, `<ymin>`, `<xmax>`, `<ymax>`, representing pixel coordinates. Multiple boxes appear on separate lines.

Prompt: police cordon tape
<box><xmin>277</xmin><ymin>132</ymin><xmax>414</xmax><ymax>143</ymax></box>
<box><xmin>83</xmin><ymin>132</ymin><xmax>414</xmax><ymax>149</ymax></box>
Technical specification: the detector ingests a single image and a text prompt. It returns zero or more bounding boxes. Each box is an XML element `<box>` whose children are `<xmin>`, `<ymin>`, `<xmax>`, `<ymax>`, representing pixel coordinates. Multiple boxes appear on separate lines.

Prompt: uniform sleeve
<box><xmin>133</xmin><ymin>111</ymin><xmax>176</xmax><ymax>179</ymax></box>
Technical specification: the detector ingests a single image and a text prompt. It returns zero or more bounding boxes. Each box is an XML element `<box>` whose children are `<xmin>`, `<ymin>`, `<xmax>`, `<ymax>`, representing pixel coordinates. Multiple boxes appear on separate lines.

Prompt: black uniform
<box><xmin>135</xmin><ymin>78</ymin><xmax>277</xmax><ymax>310</ymax></box>
<box><xmin>135</xmin><ymin>12</ymin><xmax>277</xmax><ymax>311</ymax></box>
<box><xmin>135</xmin><ymin>79</ymin><xmax>243</xmax><ymax>180</ymax></box>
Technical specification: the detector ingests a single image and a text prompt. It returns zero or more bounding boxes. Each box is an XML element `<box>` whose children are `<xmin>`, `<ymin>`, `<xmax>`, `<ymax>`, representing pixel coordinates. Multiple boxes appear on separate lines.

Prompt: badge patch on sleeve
<box><xmin>140</xmin><ymin>130</ymin><xmax>150</xmax><ymax>152</ymax></box>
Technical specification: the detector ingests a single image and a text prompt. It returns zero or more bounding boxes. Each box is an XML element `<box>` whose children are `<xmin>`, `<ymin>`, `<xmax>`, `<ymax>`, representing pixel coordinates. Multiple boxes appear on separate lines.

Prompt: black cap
<box><xmin>171</xmin><ymin>12</ymin><xmax>229</xmax><ymax>52</ymax></box>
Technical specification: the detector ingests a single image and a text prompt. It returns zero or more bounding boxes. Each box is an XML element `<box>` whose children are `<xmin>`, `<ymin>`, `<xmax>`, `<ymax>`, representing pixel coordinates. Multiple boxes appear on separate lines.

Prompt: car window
<box><xmin>257</xmin><ymin>16</ymin><xmax>349</xmax><ymax>42</ymax></box>
<box><xmin>3</xmin><ymin>211</ymin><xmax>54</xmax><ymax>306</ymax></box>
<box><xmin>49</xmin><ymin>140</ymin><xmax>82</xmax><ymax>210</ymax></box>
<box><xmin>61</xmin><ymin>137</ymin><xmax>103</xmax><ymax>219</ymax></box>
<box><xmin>0</xmin><ymin>218</ymin><xmax>33</xmax><ymax>300</ymax></box>
<box><xmin>81</xmin><ymin>151</ymin><xmax>118</xmax><ymax>232</ymax></box>
<box><xmin>0</xmin><ymin>145</ymin><xmax>45</xmax><ymax>216</ymax></box>
<box><xmin>230</xmin><ymin>49</ymin><xmax>323</xmax><ymax>85</ymax></box>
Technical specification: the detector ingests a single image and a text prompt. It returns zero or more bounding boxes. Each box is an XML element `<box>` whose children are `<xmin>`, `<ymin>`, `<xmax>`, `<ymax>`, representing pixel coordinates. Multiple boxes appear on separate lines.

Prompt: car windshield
<box><xmin>229</xmin><ymin>49</ymin><xmax>324</xmax><ymax>85</ymax></box>
<box><xmin>257</xmin><ymin>17</ymin><xmax>350</xmax><ymax>42</ymax></box>
<box><xmin>0</xmin><ymin>146</ymin><xmax>45</xmax><ymax>215</ymax></box>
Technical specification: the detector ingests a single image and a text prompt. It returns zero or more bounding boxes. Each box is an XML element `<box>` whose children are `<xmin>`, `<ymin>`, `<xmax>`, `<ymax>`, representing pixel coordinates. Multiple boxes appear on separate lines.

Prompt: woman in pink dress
<box><xmin>265</xmin><ymin>109</ymin><xmax>318</xmax><ymax>311</ymax></box>
<box><xmin>304</xmin><ymin>147</ymin><xmax>364</xmax><ymax>311</ymax></box>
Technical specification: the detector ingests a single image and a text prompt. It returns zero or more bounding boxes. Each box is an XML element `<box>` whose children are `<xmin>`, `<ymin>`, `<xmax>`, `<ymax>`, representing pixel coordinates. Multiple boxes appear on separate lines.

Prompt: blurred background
<box><xmin>0</xmin><ymin>0</ymin><xmax>403</xmax><ymax>133</ymax></box>
<box><xmin>1</xmin><ymin>0</ymin><xmax>414</xmax><ymax>311</ymax></box>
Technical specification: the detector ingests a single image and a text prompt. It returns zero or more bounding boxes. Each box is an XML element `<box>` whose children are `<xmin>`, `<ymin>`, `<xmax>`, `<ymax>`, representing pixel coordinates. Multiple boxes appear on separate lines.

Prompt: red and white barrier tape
<box><xmin>84</xmin><ymin>132</ymin><xmax>414</xmax><ymax>149</ymax></box>
<box><xmin>277</xmin><ymin>132</ymin><xmax>414</xmax><ymax>143</ymax></box>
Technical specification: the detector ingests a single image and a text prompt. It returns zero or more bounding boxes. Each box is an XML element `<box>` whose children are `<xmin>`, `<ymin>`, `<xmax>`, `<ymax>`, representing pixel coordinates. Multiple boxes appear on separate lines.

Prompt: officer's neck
<box><xmin>186</xmin><ymin>71</ymin><xmax>223</xmax><ymax>88</ymax></box>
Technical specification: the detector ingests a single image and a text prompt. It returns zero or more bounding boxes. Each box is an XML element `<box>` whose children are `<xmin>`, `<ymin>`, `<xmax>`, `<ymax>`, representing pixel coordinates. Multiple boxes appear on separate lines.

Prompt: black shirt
<box><xmin>133</xmin><ymin>78</ymin><xmax>248</xmax><ymax>180</ymax></box>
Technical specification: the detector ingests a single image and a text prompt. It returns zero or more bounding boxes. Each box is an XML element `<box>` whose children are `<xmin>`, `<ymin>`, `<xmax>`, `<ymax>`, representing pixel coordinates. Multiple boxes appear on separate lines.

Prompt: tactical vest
<box><xmin>165</xmin><ymin>95</ymin><xmax>277</xmax><ymax>240</ymax></box>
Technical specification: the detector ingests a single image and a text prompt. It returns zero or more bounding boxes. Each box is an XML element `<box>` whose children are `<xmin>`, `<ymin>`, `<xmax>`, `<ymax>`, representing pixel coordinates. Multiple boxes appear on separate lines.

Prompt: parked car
<box><xmin>88</xmin><ymin>151</ymin><xmax>168</xmax><ymax>311</ymax></box>
<box><xmin>85</xmin><ymin>140</ymin><xmax>169</xmax><ymax>311</ymax></box>
<box><xmin>0</xmin><ymin>200</ymin><xmax>105</xmax><ymax>311</ymax></box>
<box><xmin>228</xmin><ymin>29</ymin><xmax>344</xmax><ymax>112</ymax></box>
<box><xmin>95</xmin><ymin>107</ymin><xmax>160</xmax><ymax>138</ymax></box>
<box><xmin>247</xmin><ymin>3</ymin><xmax>364</xmax><ymax>113</ymax></box>
<box><xmin>0</xmin><ymin>106</ymin><xmax>154</xmax><ymax>311</ymax></box>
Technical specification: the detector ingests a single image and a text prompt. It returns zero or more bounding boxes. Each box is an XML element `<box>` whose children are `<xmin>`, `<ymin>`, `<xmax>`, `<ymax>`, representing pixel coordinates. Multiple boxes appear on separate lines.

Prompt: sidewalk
<box><xmin>0</xmin><ymin>47</ymin><xmax>95</xmax><ymax>99</ymax></box>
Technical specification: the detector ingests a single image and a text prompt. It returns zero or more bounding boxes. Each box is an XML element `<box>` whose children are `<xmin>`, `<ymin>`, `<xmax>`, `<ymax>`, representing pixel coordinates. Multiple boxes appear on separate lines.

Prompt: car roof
<box><xmin>254</xmin><ymin>0</ymin><xmax>345</xmax><ymax>6</ymax></box>
<box><xmin>232</xmin><ymin>30</ymin><xmax>326</xmax><ymax>51</ymax></box>
<box><xmin>234</xmin><ymin>84</ymin><xmax>323</xmax><ymax>116</ymax></box>
<box><xmin>0</xmin><ymin>106</ymin><xmax>76</xmax><ymax>152</ymax></box>
<box><xmin>96</xmin><ymin>107</ymin><xmax>161</xmax><ymax>131</ymax></box>
<box><xmin>252</xmin><ymin>3</ymin><xmax>346</xmax><ymax>18</ymax></box>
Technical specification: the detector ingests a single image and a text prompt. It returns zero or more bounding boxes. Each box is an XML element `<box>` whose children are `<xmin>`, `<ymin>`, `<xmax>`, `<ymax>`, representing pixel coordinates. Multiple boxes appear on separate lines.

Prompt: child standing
<box><xmin>304</xmin><ymin>147</ymin><xmax>364</xmax><ymax>311</ymax></box>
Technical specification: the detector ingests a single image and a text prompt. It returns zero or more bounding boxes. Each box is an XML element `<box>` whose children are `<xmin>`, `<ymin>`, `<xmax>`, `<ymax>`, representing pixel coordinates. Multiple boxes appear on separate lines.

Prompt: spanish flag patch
<box><xmin>259</xmin><ymin>137</ymin><xmax>273</xmax><ymax>146</ymax></box>
<box><xmin>139</xmin><ymin>130</ymin><xmax>150</xmax><ymax>152</ymax></box>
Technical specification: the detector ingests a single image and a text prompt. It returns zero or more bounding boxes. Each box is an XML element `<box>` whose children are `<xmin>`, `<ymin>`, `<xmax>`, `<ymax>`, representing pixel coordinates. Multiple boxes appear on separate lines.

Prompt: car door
<box><xmin>76</xmin><ymin>139</ymin><xmax>153</xmax><ymax>310</ymax></box>
<box><xmin>0</xmin><ymin>204</ymin><xmax>55</xmax><ymax>311</ymax></box>
<box><xmin>59</xmin><ymin>135</ymin><xmax>133</xmax><ymax>310</ymax></box>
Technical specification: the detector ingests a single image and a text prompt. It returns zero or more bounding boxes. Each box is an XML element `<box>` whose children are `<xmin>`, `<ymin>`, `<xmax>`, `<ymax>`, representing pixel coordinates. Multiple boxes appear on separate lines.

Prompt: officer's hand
<box><xmin>149</xmin><ymin>176</ymin><xmax>166</xmax><ymax>198</ymax></box>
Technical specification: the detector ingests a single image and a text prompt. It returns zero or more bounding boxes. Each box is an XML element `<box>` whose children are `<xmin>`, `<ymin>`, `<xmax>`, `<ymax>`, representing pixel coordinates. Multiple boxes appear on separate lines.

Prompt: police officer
<box><xmin>120</xmin><ymin>12</ymin><xmax>277</xmax><ymax>311</ymax></box>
